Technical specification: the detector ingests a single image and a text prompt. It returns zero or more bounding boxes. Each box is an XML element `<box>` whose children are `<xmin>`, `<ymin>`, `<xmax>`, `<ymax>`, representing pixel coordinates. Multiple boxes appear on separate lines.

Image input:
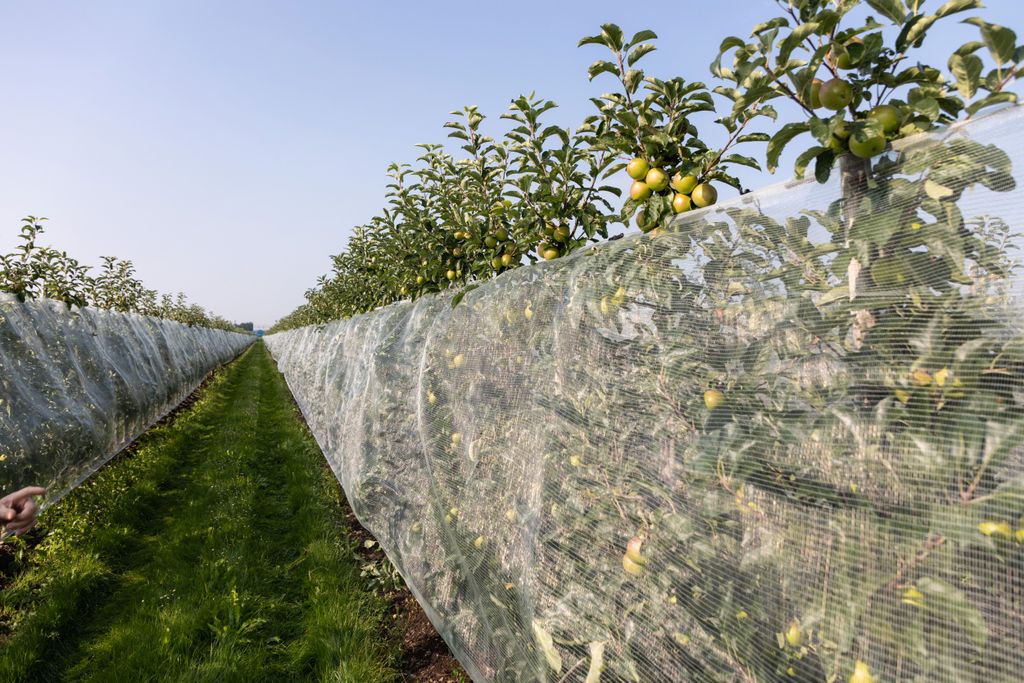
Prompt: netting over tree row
<box><xmin>0</xmin><ymin>295</ymin><xmax>253</xmax><ymax>506</ymax></box>
<box><xmin>267</xmin><ymin>108</ymin><xmax>1024</xmax><ymax>683</ymax></box>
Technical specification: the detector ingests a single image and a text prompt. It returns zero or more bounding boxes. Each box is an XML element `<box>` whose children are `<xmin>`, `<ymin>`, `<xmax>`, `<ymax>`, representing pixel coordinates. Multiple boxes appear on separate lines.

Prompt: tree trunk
<box><xmin>840</xmin><ymin>154</ymin><xmax>874</xmax><ymax>350</ymax></box>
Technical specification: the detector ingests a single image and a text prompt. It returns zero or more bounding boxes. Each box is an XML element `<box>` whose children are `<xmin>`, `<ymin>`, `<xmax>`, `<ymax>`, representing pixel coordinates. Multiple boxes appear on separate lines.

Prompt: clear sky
<box><xmin>3</xmin><ymin>1</ymin><xmax>1023</xmax><ymax>328</ymax></box>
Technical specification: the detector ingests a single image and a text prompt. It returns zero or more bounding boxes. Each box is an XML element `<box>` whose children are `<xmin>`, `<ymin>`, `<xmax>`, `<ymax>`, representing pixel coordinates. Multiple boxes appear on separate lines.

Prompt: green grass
<box><xmin>0</xmin><ymin>343</ymin><xmax>399</xmax><ymax>682</ymax></box>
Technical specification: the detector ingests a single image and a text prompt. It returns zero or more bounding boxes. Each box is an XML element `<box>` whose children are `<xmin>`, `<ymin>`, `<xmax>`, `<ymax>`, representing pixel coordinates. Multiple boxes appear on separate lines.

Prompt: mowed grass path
<box><xmin>0</xmin><ymin>343</ymin><xmax>398</xmax><ymax>682</ymax></box>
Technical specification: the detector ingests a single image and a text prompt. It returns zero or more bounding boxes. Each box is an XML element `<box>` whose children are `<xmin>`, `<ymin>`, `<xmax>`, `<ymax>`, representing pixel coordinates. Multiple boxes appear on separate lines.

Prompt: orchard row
<box><xmin>0</xmin><ymin>217</ymin><xmax>242</xmax><ymax>331</ymax></box>
<box><xmin>273</xmin><ymin>0</ymin><xmax>1022</xmax><ymax>332</ymax></box>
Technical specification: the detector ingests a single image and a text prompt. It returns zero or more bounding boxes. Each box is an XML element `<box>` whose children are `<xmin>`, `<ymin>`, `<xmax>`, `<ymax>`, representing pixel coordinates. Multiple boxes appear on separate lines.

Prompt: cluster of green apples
<box><xmin>806</xmin><ymin>38</ymin><xmax>906</xmax><ymax>159</ymax></box>
<box><xmin>808</xmin><ymin>76</ymin><xmax>902</xmax><ymax>158</ymax></box>
<box><xmin>479</xmin><ymin>227</ymin><xmax>521</xmax><ymax>271</ymax></box>
<box><xmin>626</xmin><ymin>158</ymin><xmax>718</xmax><ymax>214</ymax></box>
<box><xmin>537</xmin><ymin>222</ymin><xmax>573</xmax><ymax>261</ymax></box>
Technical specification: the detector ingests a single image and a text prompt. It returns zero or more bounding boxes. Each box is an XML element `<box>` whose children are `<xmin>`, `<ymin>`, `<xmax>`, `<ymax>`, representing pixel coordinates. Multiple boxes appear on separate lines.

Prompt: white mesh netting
<box><xmin>0</xmin><ymin>296</ymin><xmax>253</xmax><ymax>506</ymax></box>
<box><xmin>267</xmin><ymin>108</ymin><xmax>1024</xmax><ymax>682</ymax></box>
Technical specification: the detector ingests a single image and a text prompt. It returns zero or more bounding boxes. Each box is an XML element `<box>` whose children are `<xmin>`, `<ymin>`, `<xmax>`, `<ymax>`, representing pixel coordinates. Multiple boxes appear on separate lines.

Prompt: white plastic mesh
<box><xmin>267</xmin><ymin>108</ymin><xmax>1024</xmax><ymax>683</ymax></box>
<box><xmin>0</xmin><ymin>295</ymin><xmax>253</xmax><ymax>506</ymax></box>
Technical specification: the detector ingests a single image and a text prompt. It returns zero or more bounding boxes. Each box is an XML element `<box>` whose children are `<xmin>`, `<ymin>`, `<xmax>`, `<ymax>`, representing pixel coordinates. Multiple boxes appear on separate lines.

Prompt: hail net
<box><xmin>0</xmin><ymin>297</ymin><xmax>252</xmax><ymax>506</ymax></box>
<box><xmin>267</xmin><ymin>107</ymin><xmax>1024</xmax><ymax>683</ymax></box>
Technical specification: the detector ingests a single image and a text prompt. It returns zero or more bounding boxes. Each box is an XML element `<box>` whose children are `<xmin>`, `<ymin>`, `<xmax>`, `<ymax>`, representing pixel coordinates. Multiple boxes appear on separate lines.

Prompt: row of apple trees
<box><xmin>272</xmin><ymin>0</ymin><xmax>1022</xmax><ymax>332</ymax></box>
<box><xmin>270</xmin><ymin>1</ymin><xmax>1024</xmax><ymax>682</ymax></box>
<box><xmin>0</xmin><ymin>216</ymin><xmax>242</xmax><ymax>331</ymax></box>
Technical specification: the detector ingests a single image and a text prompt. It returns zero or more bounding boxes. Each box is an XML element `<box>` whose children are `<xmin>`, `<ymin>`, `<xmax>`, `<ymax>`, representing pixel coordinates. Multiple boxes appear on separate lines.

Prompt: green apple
<box><xmin>819</xmin><ymin>79</ymin><xmax>853</xmax><ymax>111</ymax></box>
<box><xmin>867</xmin><ymin>104</ymin><xmax>901</xmax><ymax>133</ymax></box>
<box><xmin>645</xmin><ymin>167</ymin><xmax>669</xmax><ymax>192</ymax></box>
<box><xmin>672</xmin><ymin>193</ymin><xmax>692</xmax><ymax>213</ymax></box>
<box><xmin>691</xmin><ymin>183</ymin><xmax>718</xmax><ymax>208</ymax></box>
<box><xmin>626</xmin><ymin>158</ymin><xmax>650</xmax><ymax>180</ymax></box>
<box><xmin>849</xmin><ymin>132</ymin><xmax>886</xmax><ymax>158</ymax></box>
<box><xmin>670</xmin><ymin>172</ymin><xmax>698</xmax><ymax>194</ymax></box>
<box><xmin>630</xmin><ymin>180</ymin><xmax>653</xmax><ymax>201</ymax></box>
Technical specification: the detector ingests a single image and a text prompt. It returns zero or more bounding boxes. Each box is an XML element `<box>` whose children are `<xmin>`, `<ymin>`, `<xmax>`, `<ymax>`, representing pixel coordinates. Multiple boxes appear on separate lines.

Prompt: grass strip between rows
<box><xmin>0</xmin><ymin>343</ymin><xmax>398</xmax><ymax>682</ymax></box>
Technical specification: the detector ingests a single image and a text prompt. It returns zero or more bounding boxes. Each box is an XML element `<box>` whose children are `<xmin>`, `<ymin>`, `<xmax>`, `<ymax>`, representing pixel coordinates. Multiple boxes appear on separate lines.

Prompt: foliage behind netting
<box><xmin>267</xmin><ymin>108</ymin><xmax>1024</xmax><ymax>683</ymax></box>
<box><xmin>0</xmin><ymin>296</ymin><xmax>253</xmax><ymax>506</ymax></box>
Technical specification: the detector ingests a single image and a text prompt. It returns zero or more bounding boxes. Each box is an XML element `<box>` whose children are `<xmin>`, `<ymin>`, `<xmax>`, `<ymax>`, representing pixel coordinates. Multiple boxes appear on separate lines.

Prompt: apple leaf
<box><xmin>794</xmin><ymin>144</ymin><xmax>827</xmax><ymax>180</ymax></box>
<box><xmin>954</xmin><ymin>40</ymin><xmax>984</xmax><ymax>56</ymax></box>
<box><xmin>766</xmin><ymin>122</ymin><xmax>810</xmax><ymax>173</ymax></box>
<box><xmin>750</xmin><ymin>17</ymin><xmax>789</xmax><ymax>36</ymax></box>
<box><xmin>600</xmin><ymin>24</ymin><xmax>625</xmax><ymax>51</ymax></box>
<box><xmin>935</xmin><ymin>0</ymin><xmax>982</xmax><ymax>19</ymax></box>
<box><xmin>897</xmin><ymin>14</ymin><xmax>937</xmax><ymax>51</ymax></box>
<box><xmin>626</xmin><ymin>29</ymin><xmax>657</xmax><ymax>49</ymax></box>
<box><xmin>623</xmin><ymin>69</ymin><xmax>644</xmax><ymax>94</ymax></box>
<box><xmin>778</xmin><ymin>22</ymin><xmax>820</xmax><ymax>64</ymax></box>
<box><xmin>864</xmin><ymin>0</ymin><xmax>907</xmax><ymax>24</ymax></box>
<box><xmin>814</xmin><ymin>150</ymin><xmax>835</xmax><ymax>184</ymax></box>
<box><xmin>722</xmin><ymin>153</ymin><xmax>761</xmax><ymax>171</ymax></box>
<box><xmin>965</xmin><ymin>91</ymin><xmax>1017</xmax><ymax>116</ymax></box>
<box><xmin>911</xmin><ymin>96</ymin><xmax>941</xmax><ymax>119</ymax></box>
<box><xmin>737</xmin><ymin>133</ymin><xmax>771</xmax><ymax>143</ymax></box>
<box><xmin>790</xmin><ymin>143</ymin><xmax>823</xmax><ymax>179</ymax></box>
<box><xmin>948</xmin><ymin>53</ymin><xmax>983</xmax><ymax>99</ymax></box>
<box><xmin>587</xmin><ymin>60</ymin><xmax>618</xmax><ymax>82</ymax></box>
<box><xmin>531</xmin><ymin>620</ymin><xmax>562</xmax><ymax>673</ymax></box>
<box><xmin>718</xmin><ymin>35</ymin><xmax>746</xmax><ymax>53</ymax></box>
<box><xmin>963</xmin><ymin>18</ymin><xmax>1018</xmax><ymax>64</ymax></box>
<box><xmin>577</xmin><ymin>33</ymin><xmax>605</xmax><ymax>48</ymax></box>
<box><xmin>916</xmin><ymin>577</ymin><xmax>988</xmax><ymax>647</ymax></box>
<box><xmin>627</xmin><ymin>43</ymin><xmax>657</xmax><ymax>67</ymax></box>
<box><xmin>450</xmin><ymin>284</ymin><xmax>479</xmax><ymax>309</ymax></box>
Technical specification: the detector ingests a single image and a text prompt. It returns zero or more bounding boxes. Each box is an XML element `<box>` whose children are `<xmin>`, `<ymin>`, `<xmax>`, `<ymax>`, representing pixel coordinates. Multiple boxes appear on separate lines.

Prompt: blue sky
<box><xmin>2</xmin><ymin>1</ymin><xmax>1023</xmax><ymax>327</ymax></box>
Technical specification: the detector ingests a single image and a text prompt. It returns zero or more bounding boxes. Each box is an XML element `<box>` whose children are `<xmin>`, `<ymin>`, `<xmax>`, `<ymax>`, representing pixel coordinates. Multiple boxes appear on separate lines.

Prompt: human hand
<box><xmin>0</xmin><ymin>486</ymin><xmax>46</xmax><ymax>536</ymax></box>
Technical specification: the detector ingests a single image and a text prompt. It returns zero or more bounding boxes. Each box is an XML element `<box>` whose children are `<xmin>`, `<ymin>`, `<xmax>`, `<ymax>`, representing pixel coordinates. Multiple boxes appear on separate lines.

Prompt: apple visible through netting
<box><xmin>268</xmin><ymin>107</ymin><xmax>1024</xmax><ymax>682</ymax></box>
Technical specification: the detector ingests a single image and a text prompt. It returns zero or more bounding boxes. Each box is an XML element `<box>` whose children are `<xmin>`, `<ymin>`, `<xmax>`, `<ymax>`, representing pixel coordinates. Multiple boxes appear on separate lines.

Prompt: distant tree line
<box><xmin>1</xmin><ymin>216</ymin><xmax>243</xmax><ymax>331</ymax></box>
